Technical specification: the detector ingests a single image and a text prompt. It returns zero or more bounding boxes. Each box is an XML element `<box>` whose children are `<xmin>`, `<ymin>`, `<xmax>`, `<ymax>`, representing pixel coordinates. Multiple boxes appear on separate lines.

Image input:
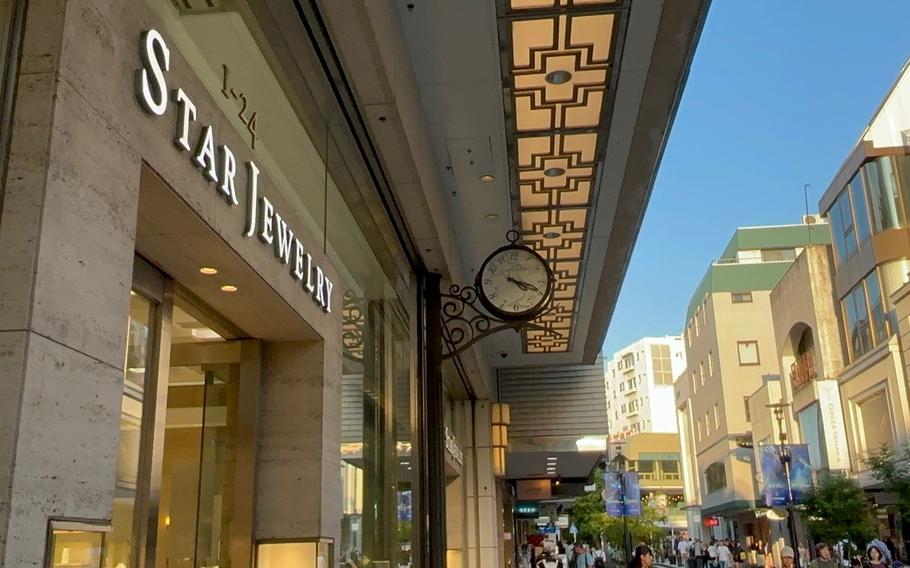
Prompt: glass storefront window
<box><xmin>850</xmin><ymin>172</ymin><xmax>872</xmax><ymax>246</ymax></box>
<box><xmin>49</xmin><ymin>526</ymin><xmax>105</xmax><ymax>568</ymax></box>
<box><xmin>828</xmin><ymin>188</ymin><xmax>857</xmax><ymax>264</ymax></box>
<box><xmin>865</xmin><ymin>157</ymin><xmax>905</xmax><ymax>233</ymax></box>
<box><xmin>797</xmin><ymin>403</ymin><xmax>827</xmax><ymax>470</ymax></box>
<box><xmin>105</xmin><ymin>291</ymin><xmax>154</xmax><ymax>568</ymax></box>
<box><xmin>842</xmin><ymin>282</ymin><xmax>872</xmax><ymax>360</ymax></box>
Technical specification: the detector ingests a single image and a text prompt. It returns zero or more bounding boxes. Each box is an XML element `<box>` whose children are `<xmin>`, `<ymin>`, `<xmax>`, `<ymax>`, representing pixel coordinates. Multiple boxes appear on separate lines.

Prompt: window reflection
<box><xmin>843</xmin><ymin>281</ymin><xmax>873</xmax><ymax>360</ymax></box>
<box><xmin>850</xmin><ymin>172</ymin><xmax>872</xmax><ymax>245</ymax></box>
<box><xmin>105</xmin><ymin>291</ymin><xmax>154</xmax><ymax>568</ymax></box>
<box><xmin>865</xmin><ymin>157</ymin><xmax>905</xmax><ymax>233</ymax></box>
<box><xmin>828</xmin><ymin>188</ymin><xmax>857</xmax><ymax>264</ymax></box>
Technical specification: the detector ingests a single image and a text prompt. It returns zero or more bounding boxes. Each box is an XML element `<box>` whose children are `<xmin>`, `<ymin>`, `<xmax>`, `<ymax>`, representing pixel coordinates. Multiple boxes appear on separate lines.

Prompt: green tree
<box><xmin>801</xmin><ymin>473</ymin><xmax>876</xmax><ymax>555</ymax></box>
<box><xmin>570</xmin><ymin>474</ymin><xmax>668</xmax><ymax>552</ymax></box>
<box><xmin>865</xmin><ymin>442</ymin><xmax>910</xmax><ymax>516</ymax></box>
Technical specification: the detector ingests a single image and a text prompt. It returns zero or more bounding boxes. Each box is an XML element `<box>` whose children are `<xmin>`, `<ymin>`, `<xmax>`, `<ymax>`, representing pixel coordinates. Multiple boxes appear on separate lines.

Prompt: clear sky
<box><xmin>602</xmin><ymin>1</ymin><xmax>910</xmax><ymax>358</ymax></box>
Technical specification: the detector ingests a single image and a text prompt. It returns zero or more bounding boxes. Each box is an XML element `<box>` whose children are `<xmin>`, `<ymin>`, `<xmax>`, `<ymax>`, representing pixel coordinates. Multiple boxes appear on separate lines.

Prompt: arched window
<box><xmin>790</xmin><ymin>328</ymin><xmax>816</xmax><ymax>391</ymax></box>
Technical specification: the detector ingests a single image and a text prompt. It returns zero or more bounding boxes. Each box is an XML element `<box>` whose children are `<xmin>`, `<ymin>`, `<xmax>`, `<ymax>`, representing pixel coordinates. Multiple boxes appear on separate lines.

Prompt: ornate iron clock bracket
<box><xmin>441</xmin><ymin>283</ymin><xmax>560</xmax><ymax>360</ymax></box>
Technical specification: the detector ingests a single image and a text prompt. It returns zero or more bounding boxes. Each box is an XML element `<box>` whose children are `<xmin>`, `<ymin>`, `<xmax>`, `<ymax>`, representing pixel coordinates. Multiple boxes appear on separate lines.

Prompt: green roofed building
<box><xmin>674</xmin><ymin>219</ymin><xmax>830</xmax><ymax>540</ymax></box>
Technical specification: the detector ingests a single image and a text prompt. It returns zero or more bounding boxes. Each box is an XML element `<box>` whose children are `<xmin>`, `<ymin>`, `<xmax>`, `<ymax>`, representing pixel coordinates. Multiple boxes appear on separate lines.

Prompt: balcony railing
<box><xmin>790</xmin><ymin>351</ymin><xmax>817</xmax><ymax>391</ymax></box>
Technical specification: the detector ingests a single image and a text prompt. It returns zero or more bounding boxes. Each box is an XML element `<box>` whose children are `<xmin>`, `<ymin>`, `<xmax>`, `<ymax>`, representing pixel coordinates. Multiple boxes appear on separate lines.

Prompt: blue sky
<box><xmin>602</xmin><ymin>1</ymin><xmax>910</xmax><ymax>358</ymax></box>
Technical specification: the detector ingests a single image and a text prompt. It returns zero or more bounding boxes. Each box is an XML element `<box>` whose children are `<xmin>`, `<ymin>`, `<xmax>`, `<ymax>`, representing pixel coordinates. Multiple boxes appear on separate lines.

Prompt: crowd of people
<box><xmin>668</xmin><ymin>537</ymin><xmax>903</xmax><ymax>568</ymax></box>
<box><xmin>518</xmin><ymin>541</ymin><xmax>609</xmax><ymax>568</ymax></box>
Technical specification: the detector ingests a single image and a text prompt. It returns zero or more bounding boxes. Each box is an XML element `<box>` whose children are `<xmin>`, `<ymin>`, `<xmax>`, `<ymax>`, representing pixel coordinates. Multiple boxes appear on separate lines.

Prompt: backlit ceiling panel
<box><xmin>499</xmin><ymin>0</ymin><xmax>622</xmax><ymax>353</ymax></box>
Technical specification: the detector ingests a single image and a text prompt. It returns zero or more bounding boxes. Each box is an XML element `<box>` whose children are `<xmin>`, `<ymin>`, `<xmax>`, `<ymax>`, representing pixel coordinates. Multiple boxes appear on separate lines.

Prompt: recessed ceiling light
<box><xmin>545</xmin><ymin>70</ymin><xmax>573</xmax><ymax>85</ymax></box>
<box><xmin>220</xmin><ymin>285</ymin><xmax>238</xmax><ymax>293</ymax></box>
<box><xmin>544</xmin><ymin>167</ymin><xmax>565</xmax><ymax>177</ymax></box>
<box><xmin>199</xmin><ymin>266</ymin><xmax>218</xmax><ymax>275</ymax></box>
<box><xmin>480</xmin><ymin>174</ymin><xmax>495</xmax><ymax>182</ymax></box>
<box><xmin>547</xmin><ymin>456</ymin><xmax>558</xmax><ymax>461</ymax></box>
<box><xmin>485</xmin><ymin>213</ymin><xmax>499</xmax><ymax>220</ymax></box>
<box><xmin>543</xmin><ymin>231</ymin><xmax>561</xmax><ymax>239</ymax></box>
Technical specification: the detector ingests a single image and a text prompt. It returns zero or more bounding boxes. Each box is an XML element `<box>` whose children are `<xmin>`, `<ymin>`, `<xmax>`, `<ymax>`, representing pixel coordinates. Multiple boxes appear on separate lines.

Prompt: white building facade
<box><xmin>605</xmin><ymin>336</ymin><xmax>687</xmax><ymax>441</ymax></box>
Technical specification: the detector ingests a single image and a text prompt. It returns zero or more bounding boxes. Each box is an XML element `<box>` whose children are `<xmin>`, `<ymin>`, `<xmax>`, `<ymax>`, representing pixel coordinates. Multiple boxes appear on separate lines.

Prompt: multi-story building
<box><xmin>605</xmin><ymin>337</ymin><xmax>688</xmax><ymax>531</ymax></box>
<box><xmin>606</xmin><ymin>336</ymin><xmax>687</xmax><ymax>440</ymax></box>
<box><xmin>675</xmin><ymin>222</ymin><xmax>830</xmax><ymax>540</ymax></box>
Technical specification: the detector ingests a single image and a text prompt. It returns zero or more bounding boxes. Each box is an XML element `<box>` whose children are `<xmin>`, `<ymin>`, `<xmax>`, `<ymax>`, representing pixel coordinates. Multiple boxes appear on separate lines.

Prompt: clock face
<box><xmin>477</xmin><ymin>245</ymin><xmax>553</xmax><ymax>319</ymax></box>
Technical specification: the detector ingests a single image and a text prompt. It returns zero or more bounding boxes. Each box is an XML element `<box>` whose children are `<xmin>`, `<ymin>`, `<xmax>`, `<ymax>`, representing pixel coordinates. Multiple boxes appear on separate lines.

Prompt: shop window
<box><xmin>731</xmin><ymin>292</ymin><xmax>752</xmax><ymax>303</ymax></box>
<box><xmin>842</xmin><ymin>280</ymin><xmax>873</xmax><ymax>360</ymax></box>
<box><xmin>704</xmin><ymin>462</ymin><xmax>727</xmax><ymax>493</ymax></box>
<box><xmin>797</xmin><ymin>403</ymin><xmax>827</xmax><ymax>470</ymax></box>
<box><xmin>857</xmin><ymin>389</ymin><xmax>894</xmax><ymax>457</ymax></box>
<box><xmin>865</xmin><ymin>157</ymin><xmax>905</xmax><ymax>233</ymax></box>
<box><xmin>828</xmin><ymin>188</ymin><xmax>858</xmax><ymax>264</ymax></box>
<box><xmin>737</xmin><ymin>340</ymin><xmax>760</xmax><ymax>366</ymax></box>
<box><xmin>850</xmin><ymin>172</ymin><xmax>873</xmax><ymax>245</ymax></box>
<box><xmin>105</xmin><ymin>291</ymin><xmax>154</xmax><ymax>568</ymax></box>
<box><xmin>866</xmin><ymin>270</ymin><xmax>889</xmax><ymax>345</ymax></box>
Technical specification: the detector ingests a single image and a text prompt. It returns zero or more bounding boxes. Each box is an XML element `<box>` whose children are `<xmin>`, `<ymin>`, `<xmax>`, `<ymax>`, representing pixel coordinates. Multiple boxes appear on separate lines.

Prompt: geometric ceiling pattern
<box><xmin>499</xmin><ymin>0</ymin><xmax>621</xmax><ymax>353</ymax></box>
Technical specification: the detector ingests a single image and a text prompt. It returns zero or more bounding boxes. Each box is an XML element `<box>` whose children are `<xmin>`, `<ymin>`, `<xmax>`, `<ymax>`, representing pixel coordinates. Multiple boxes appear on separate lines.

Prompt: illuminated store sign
<box><xmin>135</xmin><ymin>29</ymin><xmax>333</xmax><ymax>313</ymax></box>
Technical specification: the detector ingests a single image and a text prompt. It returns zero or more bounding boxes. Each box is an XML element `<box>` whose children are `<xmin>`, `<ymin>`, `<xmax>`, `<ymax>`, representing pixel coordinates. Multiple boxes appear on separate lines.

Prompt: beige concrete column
<box><xmin>0</xmin><ymin>0</ymin><xmax>140</xmax><ymax>565</ymax></box>
<box><xmin>256</xmin><ymin>340</ymin><xmax>342</xmax><ymax>550</ymax></box>
<box><xmin>463</xmin><ymin>400</ymin><xmax>503</xmax><ymax>568</ymax></box>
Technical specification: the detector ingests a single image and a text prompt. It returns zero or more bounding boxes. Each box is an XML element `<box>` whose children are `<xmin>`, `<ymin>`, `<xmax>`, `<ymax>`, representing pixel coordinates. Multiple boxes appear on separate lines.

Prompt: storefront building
<box><xmin>0</xmin><ymin>1</ymin><xmax>709</xmax><ymax>567</ymax></box>
<box><xmin>0</xmin><ymin>0</ymin><xmax>421</xmax><ymax>566</ymax></box>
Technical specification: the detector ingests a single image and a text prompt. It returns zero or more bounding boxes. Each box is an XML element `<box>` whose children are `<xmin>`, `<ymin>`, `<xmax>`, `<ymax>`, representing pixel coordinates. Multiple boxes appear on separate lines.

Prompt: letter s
<box><xmin>136</xmin><ymin>29</ymin><xmax>170</xmax><ymax>116</ymax></box>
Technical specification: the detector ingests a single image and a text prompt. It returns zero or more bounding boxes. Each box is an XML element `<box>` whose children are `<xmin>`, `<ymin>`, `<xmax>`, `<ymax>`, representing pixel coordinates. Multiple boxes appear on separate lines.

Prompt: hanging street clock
<box><xmin>440</xmin><ymin>230</ymin><xmax>558</xmax><ymax>359</ymax></box>
<box><xmin>475</xmin><ymin>232</ymin><xmax>554</xmax><ymax>321</ymax></box>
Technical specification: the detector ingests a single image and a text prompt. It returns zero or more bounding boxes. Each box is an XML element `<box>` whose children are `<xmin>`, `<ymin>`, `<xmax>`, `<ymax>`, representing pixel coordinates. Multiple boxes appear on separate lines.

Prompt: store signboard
<box><xmin>816</xmin><ymin>380</ymin><xmax>850</xmax><ymax>470</ymax></box>
<box><xmin>135</xmin><ymin>29</ymin><xmax>334</xmax><ymax>313</ymax></box>
<box><xmin>759</xmin><ymin>444</ymin><xmax>812</xmax><ymax>506</ymax></box>
<box><xmin>517</xmin><ymin>479</ymin><xmax>552</xmax><ymax>500</ymax></box>
<box><xmin>515</xmin><ymin>501</ymin><xmax>539</xmax><ymax>518</ymax></box>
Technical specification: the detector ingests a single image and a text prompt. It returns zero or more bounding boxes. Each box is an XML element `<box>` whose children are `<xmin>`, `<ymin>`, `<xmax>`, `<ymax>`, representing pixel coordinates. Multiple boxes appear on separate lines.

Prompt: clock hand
<box><xmin>507</xmin><ymin>276</ymin><xmax>541</xmax><ymax>293</ymax></box>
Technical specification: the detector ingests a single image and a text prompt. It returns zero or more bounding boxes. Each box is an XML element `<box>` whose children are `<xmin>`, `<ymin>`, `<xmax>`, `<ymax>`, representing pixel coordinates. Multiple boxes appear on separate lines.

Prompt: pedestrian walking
<box><xmin>781</xmin><ymin>546</ymin><xmax>796</xmax><ymax>568</ymax></box>
<box><xmin>732</xmin><ymin>541</ymin><xmax>744</xmax><ymax>568</ymax></box>
<box><xmin>718</xmin><ymin>540</ymin><xmax>733</xmax><ymax>568</ymax></box>
<box><xmin>629</xmin><ymin>545</ymin><xmax>656</xmax><ymax>568</ymax></box>
<box><xmin>809</xmin><ymin>543</ymin><xmax>838</xmax><ymax>568</ymax></box>
<box><xmin>569</xmin><ymin>542</ymin><xmax>594</xmax><ymax>568</ymax></box>
<box><xmin>593</xmin><ymin>545</ymin><xmax>607</xmax><ymax>568</ymax></box>
<box><xmin>708</xmin><ymin>540</ymin><xmax>719</xmax><ymax>568</ymax></box>
<box><xmin>520</xmin><ymin>544</ymin><xmax>533</xmax><ymax>568</ymax></box>
<box><xmin>867</xmin><ymin>541</ymin><xmax>891</xmax><ymax>568</ymax></box>
<box><xmin>680</xmin><ymin>539</ymin><xmax>692</xmax><ymax>568</ymax></box>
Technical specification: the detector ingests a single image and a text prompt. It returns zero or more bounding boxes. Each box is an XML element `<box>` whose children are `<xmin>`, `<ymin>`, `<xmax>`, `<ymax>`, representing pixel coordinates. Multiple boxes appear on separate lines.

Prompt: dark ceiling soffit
<box><xmin>292</xmin><ymin>0</ymin><xmax>424</xmax><ymax>272</ymax></box>
<box><xmin>582</xmin><ymin>0</ymin><xmax>712</xmax><ymax>363</ymax></box>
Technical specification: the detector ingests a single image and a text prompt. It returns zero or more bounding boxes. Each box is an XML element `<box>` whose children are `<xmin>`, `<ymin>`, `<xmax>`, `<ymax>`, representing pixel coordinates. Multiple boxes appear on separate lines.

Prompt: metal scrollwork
<box><xmin>441</xmin><ymin>283</ymin><xmax>560</xmax><ymax>360</ymax></box>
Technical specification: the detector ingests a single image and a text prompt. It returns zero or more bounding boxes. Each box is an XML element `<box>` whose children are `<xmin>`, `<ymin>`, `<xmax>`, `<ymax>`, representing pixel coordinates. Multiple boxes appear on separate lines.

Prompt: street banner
<box><xmin>603</xmin><ymin>472</ymin><xmax>642</xmax><ymax>517</ymax></box>
<box><xmin>759</xmin><ymin>443</ymin><xmax>812</xmax><ymax>506</ymax></box>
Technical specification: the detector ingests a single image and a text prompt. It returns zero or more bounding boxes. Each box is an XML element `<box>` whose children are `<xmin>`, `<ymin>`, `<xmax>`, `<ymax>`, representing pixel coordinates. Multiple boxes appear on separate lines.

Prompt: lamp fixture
<box><xmin>543</xmin><ymin>231</ymin><xmax>561</xmax><ymax>239</ymax></box>
<box><xmin>544</xmin><ymin>167</ymin><xmax>565</xmax><ymax>177</ymax></box>
<box><xmin>199</xmin><ymin>266</ymin><xmax>218</xmax><ymax>275</ymax></box>
<box><xmin>485</xmin><ymin>213</ymin><xmax>500</xmax><ymax>220</ymax></box>
<box><xmin>480</xmin><ymin>174</ymin><xmax>495</xmax><ymax>182</ymax></box>
<box><xmin>545</xmin><ymin>70</ymin><xmax>573</xmax><ymax>85</ymax></box>
<box><xmin>220</xmin><ymin>285</ymin><xmax>238</xmax><ymax>293</ymax></box>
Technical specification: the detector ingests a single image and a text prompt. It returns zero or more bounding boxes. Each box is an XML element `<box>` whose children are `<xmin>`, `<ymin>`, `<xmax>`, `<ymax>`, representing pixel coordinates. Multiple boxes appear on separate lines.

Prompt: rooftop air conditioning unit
<box><xmin>803</xmin><ymin>214</ymin><xmax>819</xmax><ymax>225</ymax></box>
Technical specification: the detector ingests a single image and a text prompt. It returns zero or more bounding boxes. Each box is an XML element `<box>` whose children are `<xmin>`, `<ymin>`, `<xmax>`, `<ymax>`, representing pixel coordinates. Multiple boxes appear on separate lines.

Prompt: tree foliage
<box><xmin>570</xmin><ymin>474</ymin><xmax>668</xmax><ymax>552</ymax></box>
<box><xmin>864</xmin><ymin>441</ymin><xmax>910</xmax><ymax>516</ymax></box>
<box><xmin>801</xmin><ymin>473</ymin><xmax>876</xmax><ymax>554</ymax></box>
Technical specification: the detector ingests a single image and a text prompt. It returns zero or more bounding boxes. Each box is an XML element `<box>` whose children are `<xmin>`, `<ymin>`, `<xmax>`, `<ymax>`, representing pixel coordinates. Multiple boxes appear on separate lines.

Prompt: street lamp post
<box><xmin>770</xmin><ymin>404</ymin><xmax>801</xmax><ymax>568</ymax></box>
<box><xmin>613</xmin><ymin>445</ymin><xmax>633</xmax><ymax>563</ymax></box>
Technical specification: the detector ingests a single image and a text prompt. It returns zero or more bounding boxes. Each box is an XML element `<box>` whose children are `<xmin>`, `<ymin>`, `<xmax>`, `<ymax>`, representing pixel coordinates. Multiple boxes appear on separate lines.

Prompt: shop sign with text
<box><xmin>135</xmin><ymin>29</ymin><xmax>333</xmax><ymax>313</ymax></box>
